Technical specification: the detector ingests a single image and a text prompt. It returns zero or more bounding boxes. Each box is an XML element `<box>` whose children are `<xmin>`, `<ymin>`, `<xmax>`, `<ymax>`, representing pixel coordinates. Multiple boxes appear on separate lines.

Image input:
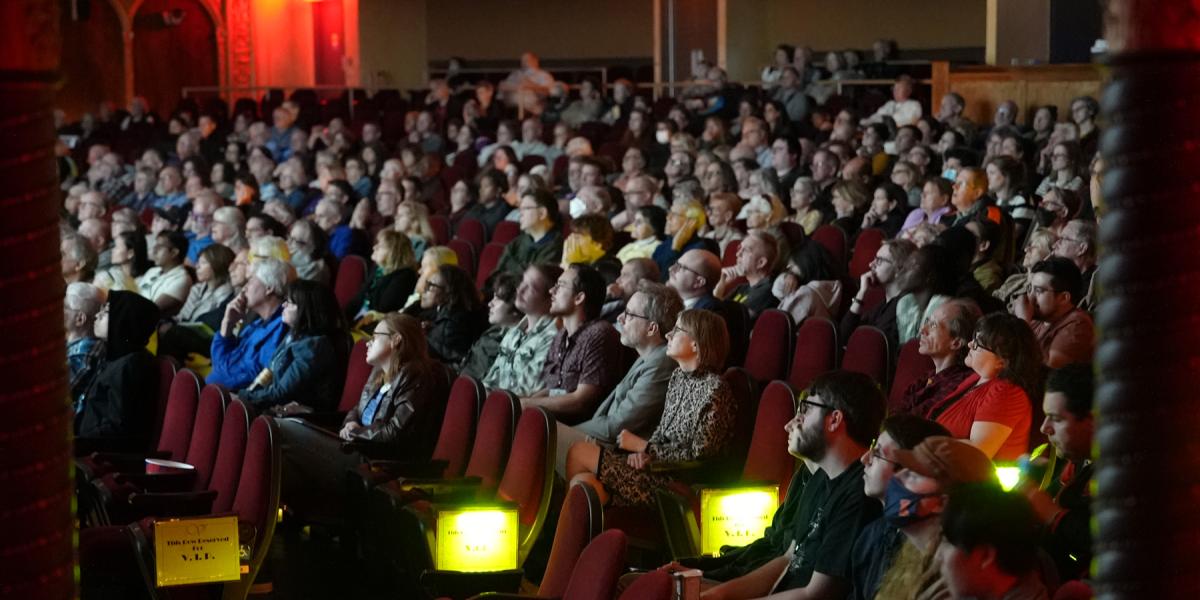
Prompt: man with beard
<box><xmin>653</xmin><ymin>371</ymin><xmax>884</xmax><ymax>599</ymax></box>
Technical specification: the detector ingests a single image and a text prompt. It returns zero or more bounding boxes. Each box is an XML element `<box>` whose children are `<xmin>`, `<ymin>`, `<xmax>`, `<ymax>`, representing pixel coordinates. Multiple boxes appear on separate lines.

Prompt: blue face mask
<box><xmin>882</xmin><ymin>477</ymin><xmax>942</xmax><ymax>528</ymax></box>
<box><xmin>941</xmin><ymin>168</ymin><xmax>958</xmax><ymax>182</ymax></box>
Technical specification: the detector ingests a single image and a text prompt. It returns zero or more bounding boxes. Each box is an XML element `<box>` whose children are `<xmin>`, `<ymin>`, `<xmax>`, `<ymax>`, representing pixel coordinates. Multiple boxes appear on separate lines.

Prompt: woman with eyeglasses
<box><xmin>287</xmin><ymin>219</ymin><xmax>332</xmax><ymax>285</ymax></box>
<box><xmin>565</xmin><ymin>308</ymin><xmax>736</xmax><ymax>507</ymax></box>
<box><xmin>235</xmin><ymin>279</ymin><xmax>351</xmax><ymax>416</ymax></box>
<box><xmin>919</xmin><ymin>312</ymin><xmax>1043</xmax><ymax>461</ymax></box>
<box><xmin>415</xmin><ymin>264</ymin><xmax>486</xmax><ymax>364</ymax></box>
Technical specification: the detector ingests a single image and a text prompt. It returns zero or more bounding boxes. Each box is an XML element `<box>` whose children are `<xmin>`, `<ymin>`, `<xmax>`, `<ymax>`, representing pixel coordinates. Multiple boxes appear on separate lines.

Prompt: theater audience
<box><xmin>492</xmin><ymin>189</ymin><xmax>564</xmax><ymax>279</ymax></box>
<box><xmin>483</xmin><ymin>264</ymin><xmax>561</xmax><ymax>396</ymax></box>
<box><xmin>894</xmin><ymin>244</ymin><xmax>954</xmax><ymax>344</ymax></box>
<box><xmin>566</xmin><ymin>307</ymin><xmax>733</xmax><ymax>507</ymax></box>
<box><xmin>93</xmin><ymin>231</ymin><xmax>148</xmax><ymax>292</ymax></box>
<box><xmin>842</xmin><ymin>239</ymin><xmax>915</xmax><ymax>349</ymax></box>
<box><xmin>616</xmin><ymin>205</ymin><xmax>667</xmax><ymax>264</ymax></box>
<box><xmin>66</xmin><ymin>282</ymin><xmax>106</xmax><ymax>412</ymax></box>
<box><xmin>347</xmin><ymin>230</ymin><xmax>418</xmax><ymax>325</ymax></box>
<box><xmin>653</xmin><ymin>199</ymin><xmax>713</xmax><ymax>279</ymax></box>
<box><xmin>176</xmin><ymin>244</ymin><xmax>235</xmax><ymax>324</ymax></box>
<box><xmin>563</xmin><ymin>214</ymin><xmax>621</xmax><ymax>282</ymax></box>
<box><xmin>393</xmin><ymin>200</ymin><xmax>435</xmax><ymax>262</ymax></box>
<box><xmin>419</xmin><ymin>264</ymin><xmax>485</xmax><ymax>364</ymax></box>
<box><xmin>937</xmin><ymin>484</ymin><xmax>1048</xmax><ymax>599</ymax></box>
<box><xmin>62</xmin><ymin>232</ymin><xmax>98</xmax><ymax>284</ymax></box>
<box><xmin>459</xmin><ymin>272</ymin><xmax>522</xmax><ymax>380</ymax></box>
<box><xmin>720</xmin><ymin>231</ymin><xmax>781</xmax><ymax>319</ymax></box>
<box><xmin>668</xmin><ymin>248</ymin><xmax>724</xmax><ymax>310</ymax></box>
<box><xmin>995</xmin><ymin>228</ymin><xmax>1057</xmax><ymax>307</ymax></box>
<box><xmin>897</xmin><ymin>299</ymin><xmax>982</xmax><ymax>417</ymax></box>
<box><xmin>235</xmin><ymin>279</ymin><xmax>351</xmax><ymax>415</ymax></box>
<box><xmin>208</xmin><ymin>257</ymin><xmax>290</xmax><ymax>390</ymax></box>
<box><xmin>287</xmin><ymin>219</ymin><xmax>332</xmax><ymax>285</ymax></box>
<box><xmin>950</xmin><ymin>167</ymin><xmax>990</xmax><ymax>226</ymax></box>
<box><xmin>861</xmin><ymin>182</ymin><xmax>908</xmax><ymax>238</ymax></box>
<box><xmin>1052</xmin><ymin>218</ymin><xmax>1098</xmax><ymax>310</ymax></box>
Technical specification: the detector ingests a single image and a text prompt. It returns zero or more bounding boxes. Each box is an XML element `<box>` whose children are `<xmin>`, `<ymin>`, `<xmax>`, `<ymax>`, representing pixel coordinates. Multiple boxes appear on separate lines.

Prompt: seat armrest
<box><xmin>127</xmin><ymin>490</ymin><xmax>218</xmax><ymax>519</ymax></box>
<box><xmin>114</xmin><ymin>471</ymin><xmax>197</xmax><ymax>493</ymax></box>
<box><xmin>294</xmin><ymin>411</ymin><xmax>348</xmax><ymax>431</ymax></box>
<box><xmin>363</xmin><ymin>459</ymin><xmax>449</xmax><ymax>479</ymax></box>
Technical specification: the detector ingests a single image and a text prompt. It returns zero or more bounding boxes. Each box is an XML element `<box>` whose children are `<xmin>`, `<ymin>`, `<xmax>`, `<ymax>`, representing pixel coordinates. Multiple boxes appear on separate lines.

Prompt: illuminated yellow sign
<box><xmin>996</xmin><ymin>466</ymin><xmax>1021</xmax><ymax>491</ymax></box>
<box><xmin>434</xmin><ymin>507</ymin><xmax>519</xmax><ymax>572</ymax></box>
<box><xmin>699</xmin><ymin>486</ymin><xmax>778</xmax><ymax>556</ymax></box>
<box><xmin>154</xmin><ymin>516</ymin><xmax>241</xmax><ymax>587</ymax></box>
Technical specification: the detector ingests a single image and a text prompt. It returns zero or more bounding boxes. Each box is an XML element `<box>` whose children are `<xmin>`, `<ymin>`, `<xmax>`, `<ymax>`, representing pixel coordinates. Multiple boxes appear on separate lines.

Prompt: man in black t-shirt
<box><xmin>702</xmin><ymin>371</ymin><xmax>886</xmax><ymax>600</ymax></box>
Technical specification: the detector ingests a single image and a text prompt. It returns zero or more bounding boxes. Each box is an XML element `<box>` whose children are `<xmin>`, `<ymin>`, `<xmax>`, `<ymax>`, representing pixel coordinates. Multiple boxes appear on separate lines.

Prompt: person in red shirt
<box><xmin>1011</xmin><ymin>257</ymin><xmax>1094</xmax><ymax>368</ymax></box>
<box><xmin>921</xmin><ymin>312</ymin><xmax>1043</xmax><ymax>461</ymax></box>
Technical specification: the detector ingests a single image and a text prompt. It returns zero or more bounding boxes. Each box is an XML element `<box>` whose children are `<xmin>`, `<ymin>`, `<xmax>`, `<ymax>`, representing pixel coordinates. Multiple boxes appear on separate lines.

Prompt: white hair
<box><xmin>251</xmin><ymin>257</ymin><xmax>292</xmax><ymax>296</ymax></box>
<box><xmin>65</xmin><ymin>281</ymin><xmax>104</xmax><ymax>316</ymax></box>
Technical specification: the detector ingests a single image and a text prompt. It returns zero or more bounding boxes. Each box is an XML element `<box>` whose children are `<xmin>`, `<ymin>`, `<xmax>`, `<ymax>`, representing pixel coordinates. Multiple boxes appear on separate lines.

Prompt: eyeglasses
<box><xmin>969</xmin><ymin>335</ymin><xmax>996</xmax><ymax>354</ymax></box>
<box><xmin>669</xmin><ymin>262</ymin><xmax>702</xmax><ymax>278</ymax></box>
<box><xmin>621</xmin><ymin>309</ymin><xmax>651</xmax><ymax>322</ymax></box>
<box><xmin>666</xmin><ymin>325</ymin><xmax>693</xmax><ymax>338</ymax></box>
<box><xmin>871</xmin><ymin>255</ymin><xmax>894</xmax><ymax>266</ymax></box>
<box><xmin>1028</xmin><ymin>284</ymin><xmax>1055</xmax><ymax>296</ymax></box>
<box><xmin>426</xmin><ymin>281</ymin><xmax>445</xmax><ymax>292</ymax></box>
<box><xmin>797</xmin><ymin>398</ymin><xmax>835</xmax><ymax>415</ymax></box>
<box><xmin>866</xmin><ymin>439</ymin><xmax>903</xmax><ymax>468</ymax></box>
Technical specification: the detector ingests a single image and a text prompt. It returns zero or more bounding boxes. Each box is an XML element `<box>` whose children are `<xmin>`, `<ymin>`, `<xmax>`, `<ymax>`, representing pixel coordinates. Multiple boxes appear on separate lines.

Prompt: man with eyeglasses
<box><xmin>184</xmin><ymin>190</ymin><xmax>220</xmax><ymax>265</ymax></box>
<box><xmin>698</xmin><ymin>371</ymin><xmax>885</xmax><ymax>600</ymax></box>
<box><xmin>845</xmin><ymin>414</ymin><xmax>951</xmax><ymax>599</ymax></box>
<box><xmin>1011</xmin><ymin>257</ymin><xmax>1093</xmax><ymax>368</ymax></box>
<box><xmin>557</xmin><ymin>282</ymin><xmax>682</xmax><ymax>474</ymax></box>
<box><xmin>491</xmin><ymin>189</ymin><xmax>564</xmax><ymax>282</ymax></box>
<box><xmin>667</xmin><ymin>249</ymin><xmax>723</xmax><ymax>311</ymax></box>
<box><xmin>1050</xmin><ymin>219</ymin><xmax>1098</xmax><ymax>311</ymax></box>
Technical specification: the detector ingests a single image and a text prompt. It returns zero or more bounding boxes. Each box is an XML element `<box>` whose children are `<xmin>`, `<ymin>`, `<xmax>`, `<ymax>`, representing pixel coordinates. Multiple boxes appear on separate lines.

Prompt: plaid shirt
<box><xmin>68</xmin><ymin>336</ymin><xmax>105</xmax><ymax>413</ymax></box>
<box><xmin>482</xmin><ymin>315</ymin><xmax>558</xmax><ymax>397</ymax></box>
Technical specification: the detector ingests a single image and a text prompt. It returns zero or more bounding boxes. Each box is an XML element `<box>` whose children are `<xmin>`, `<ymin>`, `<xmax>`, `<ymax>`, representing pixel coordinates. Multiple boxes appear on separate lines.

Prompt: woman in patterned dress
<box><xmin>566</xmin><ymin>308</ymin><xmax>737</xmax><ymax>507</ymax></box>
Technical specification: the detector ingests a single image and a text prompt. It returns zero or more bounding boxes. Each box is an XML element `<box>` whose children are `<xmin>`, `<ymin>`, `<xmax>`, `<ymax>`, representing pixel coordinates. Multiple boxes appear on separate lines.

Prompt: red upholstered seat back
<box><xmin>183</xmin><ymin>385</ymin><xmax>228</xmax><ymax>491</ymax></box>
<box><xmin>849</xmin><ymin>227</ymin><xmax>885</xmax><ymax>279</ymax></box>
<box><xmin>889</xmin><ymin>339</ymin><xmax>935</xmax><ymax>413</ymax></box>
<box><xmin>429</xmin><ymin>215</ymin><xmax>450</xmax><ymax>245</ymax></box>
<box><xmin>618</xmin><ymin>569</ymin><xmax>673</xmax><ymax>600</ymax></box>
<box><xmin>150</xmin><ymin>356</ymin><xmax>179</xmax><ymax>447</ymax></box>
<box><xmin>333</xmin><ymin>255</ymin><xmax>368</xmax><ymax>311</ymax></box>
<box><xmin>447</xmin><ymin>238</ymin><xmax>477</xmax><ymax>278</ymax></box>
<box><xmin>842</xmin><ymin>326</ymin><xmax>892</xmax><ymax>389</ymax></box>
<box><xmin>721</xmin><ymin>239</ymin><xmax>741</xmax><ymax>267</ymax></box>
<box><xmin>157</xmin><ymin>369</ymin><xmax>202</xmax><ymax>461</ymax></box>
<box><xmin>455</xmin><ymin>217</ymin><xmax>487</xmax><ymax>252</ymax></box>
<box><xmin>209</xmin><ymin>399</ymin><xmax>250</xmax><ymax>513</ymax></box>
<box><xmin>539</xmin><ymin>483</ymin><xmax>604</xmax><ymax>597</ymax></box>
<box><xmin>463</xmin><ymin>390</ymin><xmax>520</xmax><ymax>493</ymax></box>
<box><xmin>788</xmin><ymin>317</ymin><xmax>838</xmax><ymax>390</ymax></box>
<box><xmin>561</xmin><ymin>530</ymin><xmax>628</xmax><ymax>600</ymax></box>
<box><xmin>491</xmin><ymin>220</ymin><xmax>521</xmax><ymax>245</ymax></box>
<box><xmin>476</xmin><ymin>242</ymin><xmax>506</xmax><ymax>290</ymax></box>
<box><xmin>811</xmin><ymin>225</ymin><xmax>847</xmax><ymax>270</ymax></box>
<box><xmin>231</xmin><ymin>417</ymin><xmax>279</xmax><ymax>535</ymax></box>
<box><xmin>743</xmin><ymin>309</ymin><xmax>795</xmax><ymax>384</ymax></box>
<box><xmin>497</xmin><ymin>408</ymin><xmax>553</xmax><ymax>527</ymax></box>
<box><xmin>337</xmin><ymin>340</ymin><xmax>371</xmax><ymax>413</ymax></box>
<box><xmin>743</xmin><ymin>381</ymin><xmax>799</xmax><ymax>500</ymax></box>
<box><xmin>430</xmin><ymin>376</ymin><xmax>484</xmax><ymax>478</ymax></box>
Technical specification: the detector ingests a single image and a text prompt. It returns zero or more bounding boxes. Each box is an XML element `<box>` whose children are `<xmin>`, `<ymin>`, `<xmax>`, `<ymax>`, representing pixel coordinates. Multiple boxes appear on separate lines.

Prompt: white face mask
<box><xmin>656</xmin><ymin>130</ymin><xmax>671</xmax><ymax>145</ymax></box>
<box><xmin>569</xmin><ymin>197</ymin><xmax>588</xmax><ymax>218</ymax></box>
<box><xmin>771</xmin><ymin>274</ymin><xmax>791</xmax><ymax>300</ymax></box>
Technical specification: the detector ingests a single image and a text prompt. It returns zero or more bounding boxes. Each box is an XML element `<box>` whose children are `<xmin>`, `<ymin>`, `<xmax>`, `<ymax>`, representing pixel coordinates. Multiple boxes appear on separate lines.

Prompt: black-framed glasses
<box><xmin>666</xmin><ymin>325</ymin><xmax>693</xmax><ymax>338</ymax></box>
<box><xmin>969</xmin><ymin>335</ymin><xmax>996</xmax><ymax>354</ymax></box>
<box><xmin>669</xmin><ymin>262</ymin><xmax>702</xmax><ymax>278</ymax></box>
<box><xmin>798</xmin><ymin>398</ymin><xmax>835</xmax><ymax>415</ymax></box>
<box><xmin>866</xmin><ymin>439</ymin><xmax>903</xmax><ymax>468</ymax></box>
<box><xmin>621</xmin><ymin>309</ymin><xmax>651</xmax><ymax>322</ymax></box>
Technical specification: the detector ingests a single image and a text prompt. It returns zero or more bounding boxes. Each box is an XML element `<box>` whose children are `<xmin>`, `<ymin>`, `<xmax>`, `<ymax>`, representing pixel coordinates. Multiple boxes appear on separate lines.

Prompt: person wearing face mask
<box><xmin>872</xmin><ymin>435</ymin><xmax>1001</xmax><ymax>599</ymax></box>
<box><xmin>845</xmin><ymin>414</ymin><xmax>951</xmax><ymax>600</ymax></box>
<box><xmin>1031</xmin><ymin>187</ymin><xmax>1080</xmax><ymax>241</ymax></box>
<box><xmin>772</xmin><ymin>240</ymin><xmax>844</xmax><ymax>323</ymax></box>
<box><xmin>286</xmin><ymin>219</ymin><xmax>332</xmax><ymax>285</ymax></box>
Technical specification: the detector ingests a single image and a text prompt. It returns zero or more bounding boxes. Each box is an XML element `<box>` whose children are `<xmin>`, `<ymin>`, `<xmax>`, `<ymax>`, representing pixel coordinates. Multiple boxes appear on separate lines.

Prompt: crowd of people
<box><xmin>65</xmin><ymin>43</ymin><xmax>1100</xmax><ymax>599</ymax></box>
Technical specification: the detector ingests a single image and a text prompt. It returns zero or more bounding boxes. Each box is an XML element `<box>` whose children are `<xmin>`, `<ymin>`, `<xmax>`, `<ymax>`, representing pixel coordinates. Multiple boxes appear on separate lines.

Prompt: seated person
<box><xmin>274</xmin><ymin>313</ymin><xmax>443</xmax><ymax>524</ymax></box>
<box><xmin>697</xmin><ymin>371</ymin><xmax>886</xmax><ymax>599</ymax></box>
<box><xmin>522</xmin><ymin>264</ymin><xmax>622</xmax><ymax>424</ymax></box>
<box><xmin>1052</xmin><ymin>218</ymin><xmax>1098</xmax><ymax>311</ymax></box>
<box><xmin>601</xmin><ymin>257</ymin><xmax>661</xmax><ymax>323</ymax></box>
<box><xmin>847</xmin><ymin>415</ymin><xmax>952</xmax><ymax>600</ymax></box>
<box><xmin>864</xmin><ymin>434</ymin><xmax>997</xmax><ymax>599</ymax></box>
<box><xmin>719</xmin><ymin>231</ymin><xmax>781</xmax><ymax>320</ymax></box>
<box><xmin>563</xmin><ymin>214</ymin><xmax>621</xmax><ymax>283</ymax></box>
<box><xmin>93</xmin><ymin>231</ymin><xmax>148</xmax><ymax>292</ymax></box>
<box><xmin>653</xmin><ymin>199</ymin><xmax>717</xmax><ymax>281</ymax></box>
<box><xmin>937</xmin><ymin>484</ymin><xmax>1049</xmax><ymax>599</ymax></box>
<box><xmin>393</xmin><ymin>200</ymin><xmax>435</xmax><ymax>262</ymax></box>
<box><xmin>773</xmin><ymin>241</ymin><xmax>843</xmax><ymax>323</ymax></box>
<box><xmin>994</xmin><ymin>228</ymin><xmax>1057</xmax><ymax>308</ymax></box>
<box><xmin>920</xmin><ymin>313</ymin><xmax>1041</xmax><ymax>461</ymax></box>
<box><xmin>896</xmin><ymin>299</ymin><xmax>982</xmax><ymax>417</ymax></box>
<box><xmin>207</xmin><ymin>258</ymin><xmax>291</xmax><ymax>390</ymax></box>
<box><xmin>841</xmin><ymin>239</ymin><xmax>915</xmax><ymax>350</ymax></box>
<box><xmin>616</xmin><ymin>205</ymin><xmax>667</xmax><ymax>264</ymax></box>
<box><xmin>76</xmin><ymin>291</ymin><xmax>160</xmax><ymax>445</ymax></box>
<box><xmin>483</xmin><ymin>264</ymin><xmax>562</xmax><ymax>397</ymax></box>
<box><xmin>1012</xmin><ymin>257</ymin><xmax>1094</xmax><ymax>369</ymax></box>
<box><xmin>464</xmin><ymin>169</ymin><xmax>512</xmax><ymax>236</ymax></box>
<box><xmin>702</xmin><ymin>192</ymin><xmax>745</xmax><ymax>257</ymax></box>
<box><xmin>66</xmin><ymin>282</ymin><xmax>107</xmax><ymax>413</ymax></box>
<box><xmin>459</xmin><ymin>272</ymin><xmax>523</xmax><ymax>380</ymax></box>
<box><xmin>235</xmin><ymin>280</ymin><xmax>352</xmax><ymax>415</ymax></box>
<box><xmin>347</xmin><ymin>229</ymin><xmax>419</xmax><ymax>326</ymax></box>
<box><xmin>287</xmin><ymin>219</ymin><xmax>332</xmax><ymax>285</ymax></box>
<box><xmin>491</xmin><ymin>188</ymin><xmax>564</xmax><ymax>281</ymax></box>
<box><xmin>964</xmin><ymin>216</ymin><xmax>1005</xmax><ymax>294</ymax></box>
<box><xmin>403</xmin><ymin>245</ymin><xmax>457</xmax><ymax>310</ymax></box>
<box><xmin>1020</xmin><ymin>363</ymin><xmax>1094</xmax><ymax>582</ymax></box>
<box><xmin>566</xmin><ymin>307</ymin><xmax>735</xmax><ymax>507</ymax></box>
<box><xmin>894</xmin><ymin>245</ymin><xmax>955</xmax><ymax>345</ymax></box>
<box><xmin>313</xmin><ymin>197</ymin><xmax>369</xmax><ymax>260</ymax></box>
<box><xmin>861</xmin><ymin>182</ymin><xmax>908</xmax><ymax>239</ymax></box>
<box><xmin>136</xmin><ymin>230</ymin><xmax>193</xmax><ymax>317</ymax></box>
<box><xmin>668</xmin><ymin>249</ymin><xmax>724</xmax><ymax>310</ymax></box>
<box><xmin>417</xmin><ymin>264</ymin><xmax>485</xmax><ymax>364</ymax></box>
<box><xmin>176</xmin><ymin>244</ymin><xmax>236</xmax><ymax>324</ymax></box>
<box><xmin>557</xmin><ymin>282</ymin><xmax>683</xmax><ymax>472</ymax></box>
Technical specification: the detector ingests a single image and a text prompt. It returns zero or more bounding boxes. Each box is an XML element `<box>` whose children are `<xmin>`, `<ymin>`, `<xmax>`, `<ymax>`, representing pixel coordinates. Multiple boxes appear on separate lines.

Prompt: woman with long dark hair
<box><xmin>94</xmin><ymin>231</ymin><xmax>150</xmax><ymax>292</ymax></box>
<box><xmin>921</xmin><ymin>312</ymin><xmax>1043</xmax><ymax>461</ymax></box>
<box><xmin>417</xmin><ymin>264</ymin><xmax>485</xmax><ymax>364</ymax></box>
<box><xmin>236</xmin><ymin>279</ymin><xmax>351</xmax><ymax>415</ymax></box>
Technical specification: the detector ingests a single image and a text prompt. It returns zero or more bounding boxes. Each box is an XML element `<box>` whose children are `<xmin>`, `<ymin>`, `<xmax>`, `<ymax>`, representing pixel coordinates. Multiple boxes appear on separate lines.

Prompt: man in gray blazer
<box><xmin>555</xmin><ymin>282</ymin><xmax>683</xmax><ymax>475</ymax></box>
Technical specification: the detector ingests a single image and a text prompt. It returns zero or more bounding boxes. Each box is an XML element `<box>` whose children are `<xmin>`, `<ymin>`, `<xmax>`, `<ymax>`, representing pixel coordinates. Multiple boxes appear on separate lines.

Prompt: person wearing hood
<box><xmin>76</xmin><ymin>290</ymin><xmax>160</xmax><ymax>444</ymax></box>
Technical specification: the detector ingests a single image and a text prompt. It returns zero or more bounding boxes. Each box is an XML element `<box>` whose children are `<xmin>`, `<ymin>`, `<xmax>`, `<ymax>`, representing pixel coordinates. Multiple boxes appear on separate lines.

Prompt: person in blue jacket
<box><xmin>235</xmin><ymin>279</ymin><xmax>352</xmax><ymax>414</ymax></box>
<box><xmin>208</xmin><ymin>257</ymin><xmax>290</xmax><ymax>390</ymax></box>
